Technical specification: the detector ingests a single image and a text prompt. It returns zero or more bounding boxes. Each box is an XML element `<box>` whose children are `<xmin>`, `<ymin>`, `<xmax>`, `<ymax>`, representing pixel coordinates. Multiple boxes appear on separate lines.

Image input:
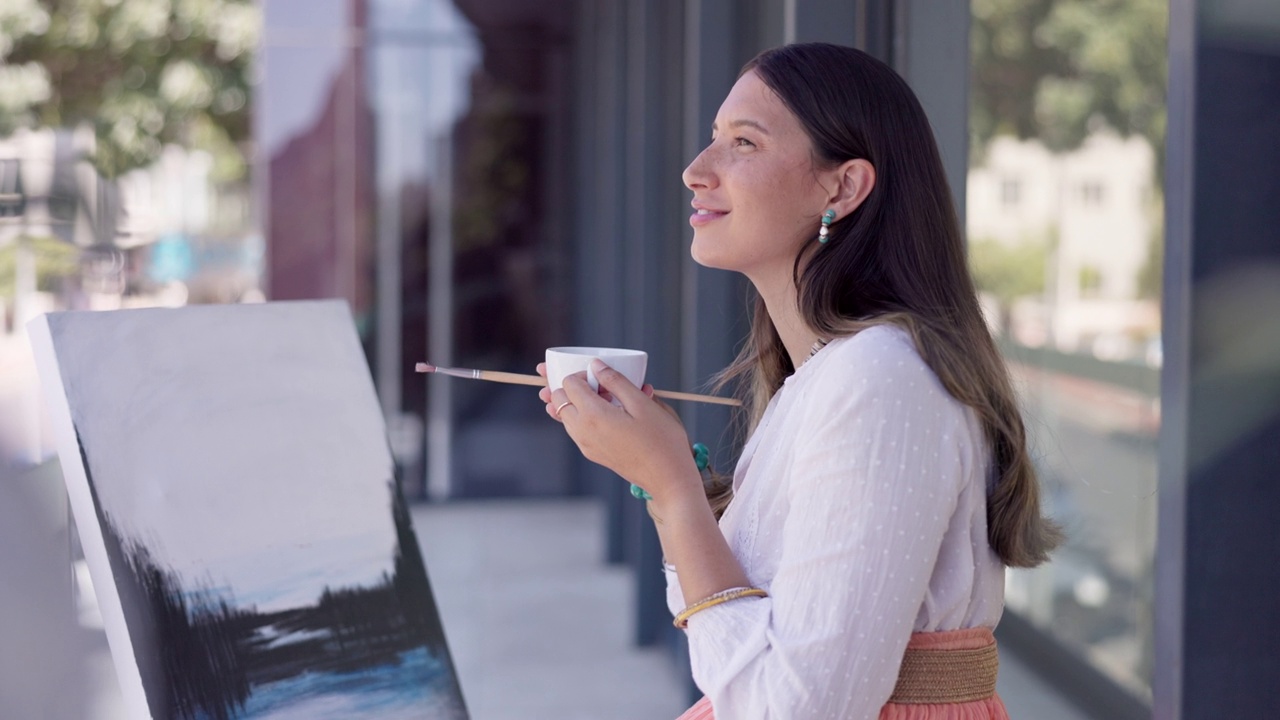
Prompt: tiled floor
<box><xmin>414</xmin><ymin>499</ymin><xmax>689</xmax><ymax>720</ymax></box>
<box><xmin>414</xmin><ymin>499</ymin><xmax>1095</xmax><ymax>720</ymax></box>
<box><xmin>65</xmin><ymin>497</ymin><xmax>1093</xmax><ymax>719</ymax></box>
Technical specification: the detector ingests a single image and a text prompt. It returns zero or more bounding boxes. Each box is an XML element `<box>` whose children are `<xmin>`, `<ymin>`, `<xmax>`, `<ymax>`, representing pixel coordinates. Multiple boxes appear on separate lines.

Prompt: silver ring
<box><xmin>554</xmin><ymin>400</ymin><xmax>573</xmax><ymax>416</ymax></box>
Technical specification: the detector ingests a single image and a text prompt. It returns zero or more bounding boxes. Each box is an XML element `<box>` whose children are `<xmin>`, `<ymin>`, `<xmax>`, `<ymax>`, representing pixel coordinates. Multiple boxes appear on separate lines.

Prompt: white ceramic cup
<box><xmin>545</xmin><ymin>347</ymin><xmax>648</xmax><ymax>398</ymax></box>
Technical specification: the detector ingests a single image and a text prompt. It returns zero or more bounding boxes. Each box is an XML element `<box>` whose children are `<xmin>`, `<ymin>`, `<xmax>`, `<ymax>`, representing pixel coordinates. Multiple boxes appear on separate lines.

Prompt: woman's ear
<box><xmin>825</xmin><ymin>158</ymin><xmax>876</xmax><ymax>220</ymax></box>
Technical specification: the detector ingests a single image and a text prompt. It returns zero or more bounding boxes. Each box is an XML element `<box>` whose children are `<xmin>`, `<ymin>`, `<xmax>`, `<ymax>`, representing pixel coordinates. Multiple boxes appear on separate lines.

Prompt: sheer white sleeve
<box><xmin>681</xmin><ymin>330</ymin><xmax>978</xmax><ymax>720</ymax></box>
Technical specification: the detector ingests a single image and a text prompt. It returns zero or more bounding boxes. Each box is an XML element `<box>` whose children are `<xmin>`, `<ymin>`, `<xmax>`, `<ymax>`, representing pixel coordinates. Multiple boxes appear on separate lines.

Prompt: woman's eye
<box><xmin>734</xmin><ymin>137</ymin><xmax>756</xmax><ymax>148</ymax></box>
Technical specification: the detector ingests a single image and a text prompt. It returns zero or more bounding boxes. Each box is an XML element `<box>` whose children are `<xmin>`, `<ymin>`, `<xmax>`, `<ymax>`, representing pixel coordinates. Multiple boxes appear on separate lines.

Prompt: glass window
<box><xmin>1001</xmin><ymin>177</ymin><xmax>1022</xmax><ymax>207</ymax></box>
<box><xmin>969</xmin><ymin>0</ymin><xmax>1168</xmax><ymax>701</ymax></box>
<box><xmin>1080</xmin><ymin>181</ymin><xmax>1105</xmax><ymax>206</ymax></box>
<box><xmin>362</xmin><ymin>0</ymin><xmax>576</xmax><ymax>499</ymax></box>
<box><xmin>1</xmin><ymin>6</ymin><xmax>262</xmax><ymax>714</ymax></box>
<box><xmin>1</xmin><ymin>0</ymin><xmax>261</xmax><ymax>468</ymax></box>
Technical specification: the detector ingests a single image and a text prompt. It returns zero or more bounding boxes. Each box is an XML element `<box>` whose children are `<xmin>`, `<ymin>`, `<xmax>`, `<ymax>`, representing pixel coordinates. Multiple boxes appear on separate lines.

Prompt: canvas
<box><xmin>28</xmin><ymin>300</ymin><xmax>469</xmax><ymax>720</ymax></box>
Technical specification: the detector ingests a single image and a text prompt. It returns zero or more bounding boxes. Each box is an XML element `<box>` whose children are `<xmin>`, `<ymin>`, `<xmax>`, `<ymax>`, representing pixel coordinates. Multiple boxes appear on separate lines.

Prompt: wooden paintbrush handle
<box><xmin>477</xmin><ymin>370</ymin><xmax>547</xmax><ymax>388</ymax></box>
<box><xmin>487</xmin><ymin>370</ymin><xmax>743</xmax><ymax>406</ymax></box>
<box><xmin>425</xmin><ymin>365</ymin><xmax>742</xmax><ymax>407</ymax></box>
<box><xmin>653</xmin><ymin>389</ymin><xmax>741</xmax><ymax>407</ymax></box>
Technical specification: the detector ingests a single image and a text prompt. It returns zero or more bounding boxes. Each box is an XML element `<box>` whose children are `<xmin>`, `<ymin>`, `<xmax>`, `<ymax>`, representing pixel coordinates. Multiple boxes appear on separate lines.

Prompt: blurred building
<box><xmin>255</xmin><ymin>1</ymin><xmax>1165</xmax><ymax>715</ymax></box>
<box><xmin>969</xmin><ymin>133</ymin><xmax>1160</xmax><ymax>358</ymax></box>
<box><xmin>2</xmin><ymin>0</ymin><xmax>1277</xmax><ymax>718</ymax></box>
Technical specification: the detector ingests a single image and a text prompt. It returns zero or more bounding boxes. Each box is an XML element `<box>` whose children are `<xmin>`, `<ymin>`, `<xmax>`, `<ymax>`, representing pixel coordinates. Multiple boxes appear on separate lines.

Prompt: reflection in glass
<box><xmin>0</xmin><ymin>1</ymin><xmax>261</xmax><ymax>467</ymax></box>
<box><xmin>968</xmin><ymin>0</ymin><xmax>1167</xmax><ymax>700</ymax></box>
<box><xmin>0</xmin><ymin>3</ymin><xmax>262</xmax><ymax>715</ymax></box>
<box><xmin>367</xmin><ymin>0</ymin><xmax>575</xmax><ymax>498</ymax></box>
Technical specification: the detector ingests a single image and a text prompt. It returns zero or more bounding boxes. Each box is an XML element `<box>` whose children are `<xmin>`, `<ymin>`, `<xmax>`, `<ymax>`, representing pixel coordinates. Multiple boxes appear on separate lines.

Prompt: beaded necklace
<box><xmin>807</xmin><ymin>338</ymin><xmax>830</xmax><ymax>361</ymax></box>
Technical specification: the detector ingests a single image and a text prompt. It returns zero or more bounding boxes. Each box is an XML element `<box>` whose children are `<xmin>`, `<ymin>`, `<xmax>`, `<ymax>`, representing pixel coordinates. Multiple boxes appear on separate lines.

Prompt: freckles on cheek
<box><xmin>758</xmin><ymin>156</ymin><xmax>809</xmax><ymax>199</ymax></box>
<box><xmin>750</xmin><ymin>169</ymin><xmax>808</xmax><ymax>234</ymax></box>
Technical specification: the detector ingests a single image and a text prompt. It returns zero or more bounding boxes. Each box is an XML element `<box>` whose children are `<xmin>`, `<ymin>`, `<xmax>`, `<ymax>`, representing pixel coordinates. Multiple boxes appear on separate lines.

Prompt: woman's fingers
<box><xmin>546</xmin><ymin>370</ymin><xmax>608</xmax><ymax>426</ymax></box>
<box><xmin>589</xmin><ymin>361</ymin><xmax>648</xmax><ymax>411</ymax></box>
<box><xmin>537</xmin><ymin>364</ymin><xmax>552</xmax><ymax>413</ymax></box>
<box><xmin>561</xmin><ymin>371</ymin><xmax>602</xmax><ymax>408</ymax></box>
<box><xmin>546</xmin><ymin>367</ymin><xmax>696</xmax><ymax>492</ymax></box>
<box><xmin>545</xmin><ymin>388</ymin><xmax>574</xmax><ymax>423</ymax></box>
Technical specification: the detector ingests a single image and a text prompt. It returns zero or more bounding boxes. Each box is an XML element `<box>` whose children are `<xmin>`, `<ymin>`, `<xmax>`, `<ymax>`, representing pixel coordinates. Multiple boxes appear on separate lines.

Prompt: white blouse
<box><xmin>665</xmin><ymin>325</ymin><xmax>1005</xmax><ymax>719</ymax></box>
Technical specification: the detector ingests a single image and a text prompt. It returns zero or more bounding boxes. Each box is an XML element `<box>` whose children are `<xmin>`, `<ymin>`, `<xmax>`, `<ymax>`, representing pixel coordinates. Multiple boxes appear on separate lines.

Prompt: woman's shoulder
<box><xmin>802</xmin><ymin>323</ymin><xmax>960</xmax><ymax>413</ymax></box>
<box><xmin>815</xmin><ymin>323</ymin><xmax>928</xmax><ymax>379</ymax></box>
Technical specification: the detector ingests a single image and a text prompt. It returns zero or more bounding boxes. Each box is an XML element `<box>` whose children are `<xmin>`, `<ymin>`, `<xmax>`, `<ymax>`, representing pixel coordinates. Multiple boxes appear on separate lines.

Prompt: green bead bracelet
<box><xmin>630</xmin><ymin>442</ymin><xmax>710</xmax><ymax>501</ymax></box>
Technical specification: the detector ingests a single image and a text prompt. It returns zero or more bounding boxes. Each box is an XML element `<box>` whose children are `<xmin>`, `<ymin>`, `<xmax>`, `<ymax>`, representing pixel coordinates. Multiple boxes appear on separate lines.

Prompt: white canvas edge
<box><xmin>27</xmin><ymin>313</ymin><xmax>153</xmax><ymax>720</ymax></box>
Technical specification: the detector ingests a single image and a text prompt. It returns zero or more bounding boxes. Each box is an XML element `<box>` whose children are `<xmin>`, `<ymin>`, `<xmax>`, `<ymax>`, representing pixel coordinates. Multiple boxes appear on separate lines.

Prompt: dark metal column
<box><xmin>680</xmin><ymin>0</ymin><xmax>749</xmax><ymax>495</ymax></box>
<box><xmin>575</xmin><ymin>0</ymin><xmax>632</xmax><ymax>564</ymax></box>
<box><xmin>891</xmin><ymin>0</ymin><xmax>969</xmax><ymax>228</ymax></box>
<box><xmin>1156</xmin><ymin>2</ymin><xmax>1280</xmax><ymax>717</ymax></box>
<box><xmin>788</xmin><ymin>0</ymin><xmax>859</xmax><ymax>45</ymax></box>
<box><xmin>625</xmin><ymin>0</ymin><xmax>688</xmax><ymax>647</ymax></box>
<box><xmin>569</xmin><ymin>0</ymin><xmax>597</xmax><ymax>499</ymax></box>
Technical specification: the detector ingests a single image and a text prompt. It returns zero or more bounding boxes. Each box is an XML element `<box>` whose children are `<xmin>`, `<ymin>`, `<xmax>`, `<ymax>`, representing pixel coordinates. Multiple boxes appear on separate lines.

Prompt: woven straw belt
<box><xmin>887</xmin><ymin>642</ymin><xmax>1000</xmax><ymax>704</ymax></box>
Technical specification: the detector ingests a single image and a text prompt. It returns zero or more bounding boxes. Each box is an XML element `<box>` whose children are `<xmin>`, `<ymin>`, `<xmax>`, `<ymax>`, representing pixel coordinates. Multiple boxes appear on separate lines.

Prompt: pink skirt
<box><xmin>675</xmin><ymin>627</ymin><xmax>1010</xmax><ymax>720</ymax></box>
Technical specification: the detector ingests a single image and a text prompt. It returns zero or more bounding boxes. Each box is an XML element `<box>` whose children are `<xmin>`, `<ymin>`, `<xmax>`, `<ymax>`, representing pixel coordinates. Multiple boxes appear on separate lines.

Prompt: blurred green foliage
<box><xmin>0</xmin><ymin>234</ymin><xmax>80</xmax><ymax>295</ymax></box>
<box><xmin>971</xmin><ymin>0</ymin><xmax>1167</xmax><ymax>162</ymax></box>
<box><xmin>969</xmin><ymin>235</ymin><xmax>1048</xmax><ymax>306</ymax></box>
<box><xmin>0</xmin><ymin>0</ymin><xmax>258</xmax><ymax>179</ymax></box>
<box><xmin>1136</xmin><ymin>233</ymin><xmax>1162</xmax><ymax>299</ymax></box>
<box><xmin>455</xmin><ymin>87</ymin><xmax>528</xmax><ymax>252</ymax></box>
<box><xmin>1078</xmin><ymin>263</ymin><xmax>1103</xmax><ymax>295</ymax></box>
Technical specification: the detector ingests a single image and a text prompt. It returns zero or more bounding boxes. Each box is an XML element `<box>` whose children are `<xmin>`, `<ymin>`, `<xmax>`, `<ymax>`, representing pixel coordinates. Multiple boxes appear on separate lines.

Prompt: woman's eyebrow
<box><xmin>711</xmin><ymin>119</ymin><xmax>771</xmax><ymax>134</ymax></box>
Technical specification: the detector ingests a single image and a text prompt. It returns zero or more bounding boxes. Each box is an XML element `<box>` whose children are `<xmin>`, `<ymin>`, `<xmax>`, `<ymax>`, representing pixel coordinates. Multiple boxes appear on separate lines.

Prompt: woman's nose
<box><xmin>682</xmin><ymin>147</ymin><xmax>717</xmax><ymax>191</ymax></box>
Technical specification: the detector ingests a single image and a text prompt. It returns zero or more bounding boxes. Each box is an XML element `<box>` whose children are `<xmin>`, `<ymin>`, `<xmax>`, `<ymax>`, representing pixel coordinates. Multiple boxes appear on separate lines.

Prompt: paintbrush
<box><xmin>415</xmin><ymin>362</ymin><xmax>742</xmax><ymax>407</ymax></box>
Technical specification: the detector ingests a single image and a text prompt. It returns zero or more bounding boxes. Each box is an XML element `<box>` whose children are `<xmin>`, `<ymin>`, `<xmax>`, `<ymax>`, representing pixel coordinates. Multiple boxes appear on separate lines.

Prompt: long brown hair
<box><xmin>706</xmin><ymin>43</ymin><xmax>1061</xmax><ymax>568</ymax></box>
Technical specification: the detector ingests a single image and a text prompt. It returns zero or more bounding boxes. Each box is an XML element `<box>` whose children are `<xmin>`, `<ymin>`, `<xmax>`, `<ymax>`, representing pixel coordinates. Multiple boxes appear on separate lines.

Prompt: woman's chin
<box><xmin>690</xmin><ymin>242</ymin><xmax>733</xmax><ymax>271</ymax></box>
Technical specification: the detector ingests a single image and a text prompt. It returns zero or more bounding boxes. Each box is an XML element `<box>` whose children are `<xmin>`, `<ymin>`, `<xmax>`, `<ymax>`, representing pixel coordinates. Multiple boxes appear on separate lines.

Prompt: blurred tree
<box><xmin>971</xmin><ymin>0</ymin><xmax>1167</xmax><ymax>163</ymax></box>
<box><xmin>1136</xmin><ymin>234</ymin><xmax>1163</xmax><ymax>299</ymax></box>
<box><xmin>0</xmin><ymin>234</ymin><xmax>79</xmax><ymax>296</ymax></box>
<box><xmin>1078</xmin><ymin>263</ymin><xmax>1103</xmax><ymax>296</ymax></box>
<box><xmin>0</xmin><ymin>0</ymin><xmax>258</xmax><ymax>180</ymax></box>
<box><xmin>969</xmin><ymin>235</ymin><xmax>1048</xmax><ymax>308</ymax></box>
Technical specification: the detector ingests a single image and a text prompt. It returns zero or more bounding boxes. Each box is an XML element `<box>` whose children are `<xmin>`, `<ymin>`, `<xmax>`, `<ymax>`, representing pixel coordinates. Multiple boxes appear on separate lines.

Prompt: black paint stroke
<box><xmin>77</xmin><ymin>430</ymin><xmax>466</xmax><ymax>719</ymax></box>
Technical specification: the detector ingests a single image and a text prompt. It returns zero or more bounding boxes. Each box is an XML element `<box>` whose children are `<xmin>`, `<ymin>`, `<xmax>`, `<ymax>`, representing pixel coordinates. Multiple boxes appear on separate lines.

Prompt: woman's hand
<box><xmin>537</xmin><ymin>363</ymin><xmax>746</xmax><ymax>610</ymax></box>
<box><xmin>536</xmin><ymin>361</ymin><xmax>703</xmax><ymax>503</ymax></box>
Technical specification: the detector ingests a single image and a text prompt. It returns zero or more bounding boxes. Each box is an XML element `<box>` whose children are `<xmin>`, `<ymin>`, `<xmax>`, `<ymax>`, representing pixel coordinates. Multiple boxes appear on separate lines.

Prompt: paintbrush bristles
<box><xmin>434</xmin><ymin>366</ymin><xmax>478</xmax><ymax>381</ymax></box>
<box><xmin>416</xmin><ymin>363</ymin><xmax>537</xmax><ymax>385</ymax></box>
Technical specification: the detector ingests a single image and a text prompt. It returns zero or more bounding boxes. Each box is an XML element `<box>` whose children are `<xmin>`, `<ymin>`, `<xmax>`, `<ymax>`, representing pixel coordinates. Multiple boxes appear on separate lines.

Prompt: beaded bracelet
<box><xmin>630</xmin><ymin>442</ymin><xmax>710</xmax><ymax>501</ymax></box>
<box><xmin>673</xmin><ymin>586</ymin><xmax>768</xmax><ymax>629</ymax></box>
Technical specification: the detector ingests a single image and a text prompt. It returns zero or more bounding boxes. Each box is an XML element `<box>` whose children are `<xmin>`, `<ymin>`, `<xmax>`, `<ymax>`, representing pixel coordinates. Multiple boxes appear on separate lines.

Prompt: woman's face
<box><xmin>682</xmin><ymin>70</ymin><xmax>830</xmax><ymax>284</ymax></box>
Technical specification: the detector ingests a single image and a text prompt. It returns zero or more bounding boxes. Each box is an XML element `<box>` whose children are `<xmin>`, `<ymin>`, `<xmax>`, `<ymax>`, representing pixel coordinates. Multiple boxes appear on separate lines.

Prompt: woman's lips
<box><xmin>690</xmin><ymin>209</ymin><xmax>728</xmax><ymax>227</ymax></box>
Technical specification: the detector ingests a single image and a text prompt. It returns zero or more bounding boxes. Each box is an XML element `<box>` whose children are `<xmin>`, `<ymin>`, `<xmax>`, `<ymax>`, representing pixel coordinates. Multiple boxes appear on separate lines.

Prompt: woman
<box><xmin>538</xmin><ymin>43</ymin><xmax>1060</xmax><ymax>719</ymax></box>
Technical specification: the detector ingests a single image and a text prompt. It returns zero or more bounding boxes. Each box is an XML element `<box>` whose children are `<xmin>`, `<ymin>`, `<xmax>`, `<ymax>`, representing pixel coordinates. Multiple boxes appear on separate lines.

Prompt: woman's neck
<box><xmin>753</xmin><ymin>274</ymin><xmax>823</xmax><ymax>371</ymax></box>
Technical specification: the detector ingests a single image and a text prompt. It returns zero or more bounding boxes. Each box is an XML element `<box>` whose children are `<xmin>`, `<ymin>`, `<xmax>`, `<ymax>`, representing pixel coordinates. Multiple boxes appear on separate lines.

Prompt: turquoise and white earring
<box><xmin>818</xmin><ymin>209</ymin><xmax>836</xmax><ymax>243</ymax></box>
